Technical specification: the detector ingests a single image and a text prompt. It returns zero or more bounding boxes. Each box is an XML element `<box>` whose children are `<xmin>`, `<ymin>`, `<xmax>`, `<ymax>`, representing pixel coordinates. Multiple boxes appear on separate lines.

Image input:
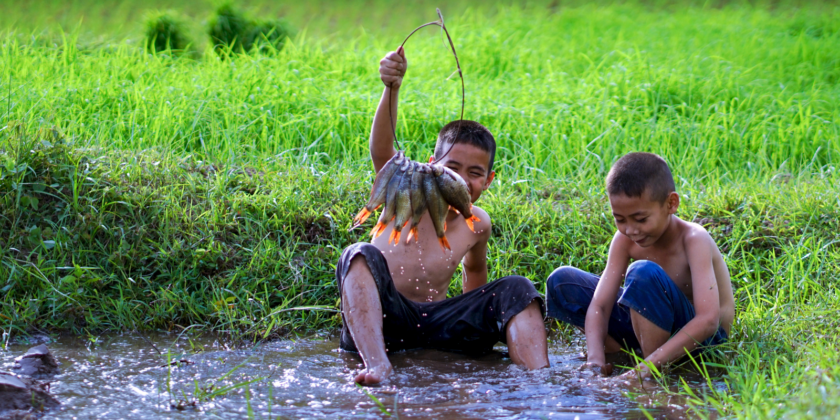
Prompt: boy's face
<box><xmin>609</xmin><ymin>189</ymin><xmax>679</xmax><ymax>248</ymax></box>
<box><xmin>430</xmin><ymin>143</ymin><xmax>495</xmax><ymax>203</ymax></box>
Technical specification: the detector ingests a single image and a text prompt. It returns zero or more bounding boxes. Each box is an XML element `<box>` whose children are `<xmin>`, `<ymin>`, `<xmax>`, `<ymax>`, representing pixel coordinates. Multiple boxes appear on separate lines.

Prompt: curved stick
<box><xmin>387</xmin><ymin>8</ymin><xmax>465</xmax><ymax>159</ymax></box>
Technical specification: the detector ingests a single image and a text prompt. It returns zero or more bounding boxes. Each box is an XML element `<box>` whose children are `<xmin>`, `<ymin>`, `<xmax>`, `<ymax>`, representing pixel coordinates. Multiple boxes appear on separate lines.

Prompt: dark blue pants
<box><xmin>546</xmin><ymin>260</ymin><xmax>727</xmax><ymax>352</ymax></box>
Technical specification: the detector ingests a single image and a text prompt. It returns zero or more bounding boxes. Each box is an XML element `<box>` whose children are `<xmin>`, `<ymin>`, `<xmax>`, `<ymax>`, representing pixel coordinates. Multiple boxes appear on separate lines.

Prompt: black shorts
<box><xmin>336</xmin><ymin>243</ymin><xmax>544</xmax><ymax>356</ymax></box>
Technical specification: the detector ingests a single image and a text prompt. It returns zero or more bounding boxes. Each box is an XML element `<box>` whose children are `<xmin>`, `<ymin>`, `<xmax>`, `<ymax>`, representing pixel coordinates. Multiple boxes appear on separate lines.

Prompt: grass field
<box><xmin>2</xmin><ymin>0</ymin><xmax>840</xmax><ymax>418</ymax></box>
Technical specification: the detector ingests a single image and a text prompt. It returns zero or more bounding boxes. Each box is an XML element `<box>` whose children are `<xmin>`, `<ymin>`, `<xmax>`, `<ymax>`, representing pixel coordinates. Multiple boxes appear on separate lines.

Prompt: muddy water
<box><xmin>0</xmin><ymin>333</ymin><xmax>716</xmax><ymax>419</ymax></box>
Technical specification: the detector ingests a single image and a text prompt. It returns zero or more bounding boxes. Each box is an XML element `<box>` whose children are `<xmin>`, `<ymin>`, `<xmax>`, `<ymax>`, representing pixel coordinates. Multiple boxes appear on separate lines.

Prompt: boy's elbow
<box><xmin>698</xmin><ymin>311</ymin><xmax>721</xmax><ymax>337</ymax></box>
<box><xmin>586</xmin><ymin>302</ymin><xmax>607</xmax><ymax>320</ymax></box>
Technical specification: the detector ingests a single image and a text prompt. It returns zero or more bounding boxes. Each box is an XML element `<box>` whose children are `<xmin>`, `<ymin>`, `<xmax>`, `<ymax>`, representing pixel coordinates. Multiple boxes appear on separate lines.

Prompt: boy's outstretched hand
<box><xmin>379</xmin><ymin>46</ymin><xmax>407</xmax><ymax>89</ymax></box>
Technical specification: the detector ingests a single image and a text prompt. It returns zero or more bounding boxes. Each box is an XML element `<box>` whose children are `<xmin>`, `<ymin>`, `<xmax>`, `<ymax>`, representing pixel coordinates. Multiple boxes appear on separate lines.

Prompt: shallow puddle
<box><xmin>0</xmin><ymin>332</ymin><xmax>717</xmax><ymax>419</ymax></box>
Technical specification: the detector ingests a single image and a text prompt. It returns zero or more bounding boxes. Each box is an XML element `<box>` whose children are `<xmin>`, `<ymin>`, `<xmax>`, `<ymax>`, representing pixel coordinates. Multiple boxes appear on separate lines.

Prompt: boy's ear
<box><xmin>483</xmin><ymin>171</ymin><xmax>496</xmax><ymax>190</ymax></box>
<box><xmin>667</xmin><ymin>192</ymin><xmax>680</xmax><ymax>214</ymax></box>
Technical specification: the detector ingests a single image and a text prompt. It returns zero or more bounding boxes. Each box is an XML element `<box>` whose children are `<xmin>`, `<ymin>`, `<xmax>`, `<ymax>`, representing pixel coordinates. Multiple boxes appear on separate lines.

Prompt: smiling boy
<box><xmin>337</xmin><ymin>47</ymin><xmax>549</xmax><ymax>385</ymax></box>
<box><xmin>546</xmin><ymin>152</ymin><xmax>735</xmax><ymax>378</ymax></box>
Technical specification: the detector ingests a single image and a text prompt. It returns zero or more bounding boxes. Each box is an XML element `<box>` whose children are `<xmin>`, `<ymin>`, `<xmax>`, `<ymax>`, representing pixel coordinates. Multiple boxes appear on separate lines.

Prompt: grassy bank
<box><xmin>3</xmin><ymin>0</ymin><xmax>840</xmax><ymax>418</ymax></box>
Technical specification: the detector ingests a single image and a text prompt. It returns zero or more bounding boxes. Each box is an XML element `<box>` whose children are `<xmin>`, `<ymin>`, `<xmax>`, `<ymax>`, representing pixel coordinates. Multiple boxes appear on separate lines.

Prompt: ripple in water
<box><xmin>0</xmin><ymin>333</ymin><xmax>718</xmax><ymax>419</ymax></box>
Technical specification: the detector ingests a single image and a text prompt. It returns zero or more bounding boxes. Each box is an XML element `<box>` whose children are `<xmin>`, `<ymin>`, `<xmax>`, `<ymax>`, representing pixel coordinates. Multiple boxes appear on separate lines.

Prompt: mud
<box><xmin>0</xmin><ymin>333</ymin><xmax>720</xmax><ymax>419</ymax></box>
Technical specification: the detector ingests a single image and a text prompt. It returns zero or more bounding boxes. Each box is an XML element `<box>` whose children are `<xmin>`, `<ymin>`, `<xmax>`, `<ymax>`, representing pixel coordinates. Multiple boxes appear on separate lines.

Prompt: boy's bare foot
<box><xmin>354</xmin><ymin>363</ymin><xmax>394</xmax><ymax>386</ymax></box>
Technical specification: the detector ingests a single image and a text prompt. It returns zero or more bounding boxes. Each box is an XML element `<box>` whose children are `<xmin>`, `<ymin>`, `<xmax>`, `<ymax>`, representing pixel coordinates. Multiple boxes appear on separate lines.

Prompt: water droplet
<box><xmin>417</xmin><ymin>324</ymin><xmax>421</xmax><ymax>328</ymax></box>
<box><xmin>383</xmin><ymin>314</ymin><xmax>386</xmax><ymax>318</ymax></box>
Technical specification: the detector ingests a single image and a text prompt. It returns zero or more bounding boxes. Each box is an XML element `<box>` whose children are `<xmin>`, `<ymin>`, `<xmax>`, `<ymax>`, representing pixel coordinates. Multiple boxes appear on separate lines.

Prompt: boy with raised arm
<box><xmin>546</xmin><ymin>153</ymin><xmax>735</xmax><ymax>378</ymax></box>
<box><xmin>337</xmin><ymin>46</ymin><xmax>548</xmax><ymax>385</ymax></box>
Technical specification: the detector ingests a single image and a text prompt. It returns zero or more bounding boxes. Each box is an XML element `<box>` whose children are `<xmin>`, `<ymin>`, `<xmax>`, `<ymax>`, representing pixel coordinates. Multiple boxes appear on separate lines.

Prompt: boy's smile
<box><xmin>609</xmin><ymin>190</ymin><xmax>679</xmax><ymax>247</ymax></box>
<box><xmin>430</xmin><ymin>143</ymin><xmax>495</xmax><ymax>203</ymax></box>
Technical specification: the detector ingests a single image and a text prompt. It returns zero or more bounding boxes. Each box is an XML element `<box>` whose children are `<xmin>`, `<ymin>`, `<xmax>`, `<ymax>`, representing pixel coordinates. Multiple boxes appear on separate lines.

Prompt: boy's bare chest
<box><xmin>628</xmin><ymin>247</ymin><xmax>695</xmax><ymax>301</ymax></box>
<box><xmin>371</xmin><ymin>212</ymin><xmax>477</xmax><ymax>302</ymax></box>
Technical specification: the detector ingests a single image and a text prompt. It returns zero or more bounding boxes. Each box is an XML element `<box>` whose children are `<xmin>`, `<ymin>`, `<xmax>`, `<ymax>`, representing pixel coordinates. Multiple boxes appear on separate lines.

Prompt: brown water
<box><xmin>0</xmin><ymin>333</ymin><xmax>718</xmax><ymax>419</ymax></box>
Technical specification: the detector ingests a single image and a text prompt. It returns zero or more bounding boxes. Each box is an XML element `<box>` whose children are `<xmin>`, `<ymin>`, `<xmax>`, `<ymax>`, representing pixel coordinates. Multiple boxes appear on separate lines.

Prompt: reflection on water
<box><xmin>0</xmin><ymin>333</ymin><xmax>718</xmax><ymax>419</ymax></box>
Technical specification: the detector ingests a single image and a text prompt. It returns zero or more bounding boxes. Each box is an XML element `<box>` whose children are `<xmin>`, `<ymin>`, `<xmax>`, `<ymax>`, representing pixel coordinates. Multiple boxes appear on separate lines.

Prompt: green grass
<box><xmin>2</xmin><ymin>0</ymin><xmax>840</xmax><ymax>418</ymax></box>
<box><xmin>2</xmin><ymin>1</ymin><xmax>839</xmax><ymax>181</ymax></box>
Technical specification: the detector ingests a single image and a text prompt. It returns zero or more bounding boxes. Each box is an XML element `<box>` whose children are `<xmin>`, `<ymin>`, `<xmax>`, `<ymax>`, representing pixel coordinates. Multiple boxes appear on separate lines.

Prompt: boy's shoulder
<box><xmin>676</xmin><ymin>217</ymin><xmax>719</xmax><ymax>251</ymax></box>
<box><xmin>457</xmin><ymin>205</ymin><xmax>491</xmax><ymax>244</ymax></box>
<box><xmin>471</xmin><ymin>205</ymin><xmax>491</xmax><ymax>226</ymax></box>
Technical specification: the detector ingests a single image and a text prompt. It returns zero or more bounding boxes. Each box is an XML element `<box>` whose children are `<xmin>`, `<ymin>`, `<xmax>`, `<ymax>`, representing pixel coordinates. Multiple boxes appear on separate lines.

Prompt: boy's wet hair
<box><xmin>606</xmin><ymin>152</ymin><xmax>675</xmax><ymax>202</ymax></box>
<box><xmin>434</xmin><ymin>120</ymin><xmax>496</xmax><ymax>173</ymax></box>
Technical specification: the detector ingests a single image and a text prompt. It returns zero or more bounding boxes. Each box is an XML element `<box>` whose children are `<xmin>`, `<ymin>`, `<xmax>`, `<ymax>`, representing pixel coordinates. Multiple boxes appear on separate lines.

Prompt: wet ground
<box><xmin>0</xmin><ymin>332</ymin><xmax>718</xmax><ymax>419</ymax></box>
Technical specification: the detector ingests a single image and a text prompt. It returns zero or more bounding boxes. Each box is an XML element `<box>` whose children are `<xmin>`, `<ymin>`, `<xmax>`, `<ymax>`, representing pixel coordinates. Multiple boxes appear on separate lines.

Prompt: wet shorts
<box><xmin>337</xmin><ymin>243</ymin><xmax>544</xmax><ymax>355</ymax></box>
<box><xmin>545</xmin><ymin>260</ymin><xmax>727</xmax><ymax>352</ymax></box>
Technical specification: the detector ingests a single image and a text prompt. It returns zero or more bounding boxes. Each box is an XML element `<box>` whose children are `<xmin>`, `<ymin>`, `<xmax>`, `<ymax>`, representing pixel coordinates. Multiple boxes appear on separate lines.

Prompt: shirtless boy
<box><xmin>337</xmin><ymin>47</ymin><xmax>549</xmax><ymax>385</ymax></box>
<box><xmin>546</xmin><ymin>152</ymin><xmax>735</xmax><ymax>378</ymax></box>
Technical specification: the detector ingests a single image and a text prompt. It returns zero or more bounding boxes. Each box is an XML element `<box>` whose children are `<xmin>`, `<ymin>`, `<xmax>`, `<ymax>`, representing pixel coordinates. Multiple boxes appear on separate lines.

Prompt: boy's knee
<box><xmin>544</xmin><ymin>267</ymin><xmax>592</xmax><ymax>327</ymax></box>
<box><xmin>502</xmin><ymin>275</ymin><xmax>536</xmax><ymax>290</ymax></box>
<box><xmin>338</xmin><ymin>243</ymin><xmax>382</xmax><ymax>294</ymax></box>
<box><xmin>338</xmin><ymin>243</ymin><xmax>378</xmax><ymax>274</ymax></box>
<box><xmin>626</xmin><ymin>260</ymin><xmax>663</xmax><ymax>278</ymax></box>
<box><xmin>492</xmin><ymin>276</ymin><xmax>539</xmax><ymax>298</ymax></box>
<box><xmin>546</xmin><ymin>266</ymin><xmax>593</xmax><ymax>305</ymax></box>
<box><xmin>625</xmin><ymin>260</ymin><xmax>666</xmax><ymax>289</ymax></box>
<box><xmin>546</xmin><ymin>266</ymin><xmax>580</xmax><ymax>290</ymax></box>
<box><xmin>347</xmin><ymin>254</ymin><xmax>372</xmax><ymax>276</ymax></box>
<box><xmin>340</xmin><ymin>243</ymin><xmax>378</xmax><ymax>261</ymax></box>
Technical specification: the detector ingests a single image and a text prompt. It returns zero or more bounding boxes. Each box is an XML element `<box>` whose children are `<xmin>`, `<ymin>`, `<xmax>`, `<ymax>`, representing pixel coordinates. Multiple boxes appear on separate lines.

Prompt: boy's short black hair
<box><xmin>606</xmin><ymin>152</ymin><xmax>675</xmax><ymax>202</ymax></box>
<box><xmin>434</xmin><ymin>120</ymin><xmax>496</xmax><ymax>173</ymax></box>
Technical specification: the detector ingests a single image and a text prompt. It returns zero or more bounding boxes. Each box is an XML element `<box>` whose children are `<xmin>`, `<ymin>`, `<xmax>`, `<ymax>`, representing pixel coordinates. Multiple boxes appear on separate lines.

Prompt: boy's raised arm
<box><xmin>624</xmin><ymin>231</ymin><xmax>722</xmax><ymax>378</ymax></box>
<box><xmin>585</xmin><ymin>231</ymin><xmax>631</xmax><ymax>370</ymax></box>
<box><xmin>369</xmin><ymin>47</ymin><xmax>407</xmax><ymax>173</ymax></box>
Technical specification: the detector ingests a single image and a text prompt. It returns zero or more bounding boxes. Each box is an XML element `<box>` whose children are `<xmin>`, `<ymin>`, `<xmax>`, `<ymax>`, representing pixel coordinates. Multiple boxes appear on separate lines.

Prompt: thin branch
<box><xmin>388</xmin><ymin>8</ymin><xmax>465</xmax><ymax>158</ymax></box>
